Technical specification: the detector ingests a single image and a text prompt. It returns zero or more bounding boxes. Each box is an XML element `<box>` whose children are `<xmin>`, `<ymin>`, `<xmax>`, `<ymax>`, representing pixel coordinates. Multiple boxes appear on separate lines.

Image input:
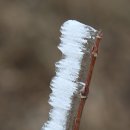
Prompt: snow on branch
<box><xmin>42</xmin><ymin>20</ymin><xmax>97</xmax><ymax>130</ymax></box>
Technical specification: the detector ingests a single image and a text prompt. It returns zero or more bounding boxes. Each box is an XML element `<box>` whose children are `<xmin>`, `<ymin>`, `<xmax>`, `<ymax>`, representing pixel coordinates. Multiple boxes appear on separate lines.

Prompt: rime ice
<box><xmin>42</xmin><ymin>20</ymin><xmax>97</xmax><ymax>130</ymax></box>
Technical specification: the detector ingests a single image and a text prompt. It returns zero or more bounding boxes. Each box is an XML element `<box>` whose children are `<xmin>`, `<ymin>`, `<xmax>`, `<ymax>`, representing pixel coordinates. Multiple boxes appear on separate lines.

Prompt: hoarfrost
<box><xmin>42</xmin><ymin>20</ymin><xmax>97</xmax><ymax>130</ymax></box>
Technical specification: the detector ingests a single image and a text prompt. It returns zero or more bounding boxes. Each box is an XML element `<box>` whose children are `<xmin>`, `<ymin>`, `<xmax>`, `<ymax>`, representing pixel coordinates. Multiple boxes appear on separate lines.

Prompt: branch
<box><xmin>73</xmin><ymin>31</ymin><xmax>103</xmax><ymax>130</ymax></box>
<box><xmin>42</xmin><ymin>20</ymin><xmax>102</xmax><ymax>130</ymax></box>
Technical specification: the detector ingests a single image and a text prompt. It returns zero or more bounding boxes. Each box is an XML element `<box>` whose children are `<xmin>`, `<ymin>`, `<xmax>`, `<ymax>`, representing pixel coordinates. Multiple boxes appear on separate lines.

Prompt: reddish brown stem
<box><xmin>73</xmin><ymin>31</ymin><xmax>103</xmax><ymax>130</ymax></box>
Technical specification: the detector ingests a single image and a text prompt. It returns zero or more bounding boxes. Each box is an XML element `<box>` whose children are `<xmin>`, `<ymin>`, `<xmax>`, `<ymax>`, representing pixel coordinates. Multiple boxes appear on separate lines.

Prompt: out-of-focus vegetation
<box><xmin>0</xmin><ymin>0</ymin><xmax>130</xmax><ymax>130</ymax></box>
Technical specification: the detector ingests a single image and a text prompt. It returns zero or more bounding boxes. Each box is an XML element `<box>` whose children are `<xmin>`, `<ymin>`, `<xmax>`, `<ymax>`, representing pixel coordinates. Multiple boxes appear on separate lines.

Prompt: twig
<box><xmin>73</xmin><ymin>31</ymin><xmax>103</xmax><ymax>130</ymax></box>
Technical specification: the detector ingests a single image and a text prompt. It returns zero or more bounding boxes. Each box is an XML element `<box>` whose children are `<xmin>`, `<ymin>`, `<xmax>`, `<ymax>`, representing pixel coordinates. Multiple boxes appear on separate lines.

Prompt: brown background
<box><xmin>0</xmin><ymin>0</ymin><xmax>130</xmax><ymax>130</ymax></box>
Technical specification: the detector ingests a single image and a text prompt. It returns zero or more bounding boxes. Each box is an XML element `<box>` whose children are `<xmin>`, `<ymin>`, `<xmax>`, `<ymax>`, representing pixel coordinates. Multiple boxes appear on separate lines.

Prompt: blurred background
<box><xmin>0</xmin><ymin>0</ymin><xmax>130</xmax><ymax>130</ymax></box>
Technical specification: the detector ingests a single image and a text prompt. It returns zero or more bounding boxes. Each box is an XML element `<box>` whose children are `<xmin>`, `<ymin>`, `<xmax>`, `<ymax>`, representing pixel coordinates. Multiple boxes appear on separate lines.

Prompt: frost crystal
<box><xmin>42</xmin><ymin>20</ymin><xmax>97</xmax><ymax>130</ymax></box>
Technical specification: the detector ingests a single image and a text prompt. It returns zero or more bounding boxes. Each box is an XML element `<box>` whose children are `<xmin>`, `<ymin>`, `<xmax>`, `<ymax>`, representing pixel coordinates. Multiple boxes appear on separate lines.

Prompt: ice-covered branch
<box><xmin>42</xmin><ymin>20</ymin><xmax>97</xmax><ymax>130</ymax></box>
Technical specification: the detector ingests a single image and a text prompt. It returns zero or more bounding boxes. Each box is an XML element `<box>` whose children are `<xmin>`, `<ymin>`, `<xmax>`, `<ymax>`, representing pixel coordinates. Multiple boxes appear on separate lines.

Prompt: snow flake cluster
<box><xmin>42</xmin><ymin>20</ymin><xmax>96</xmax><ymax>130</ymax></box>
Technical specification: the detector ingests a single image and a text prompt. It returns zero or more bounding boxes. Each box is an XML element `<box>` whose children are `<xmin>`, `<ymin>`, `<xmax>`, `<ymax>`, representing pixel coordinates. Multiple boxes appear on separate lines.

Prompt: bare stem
<box><xmin>72</xmin><ymin>31</ymin><xmax>103</xmax><ymax>130</ymax></box>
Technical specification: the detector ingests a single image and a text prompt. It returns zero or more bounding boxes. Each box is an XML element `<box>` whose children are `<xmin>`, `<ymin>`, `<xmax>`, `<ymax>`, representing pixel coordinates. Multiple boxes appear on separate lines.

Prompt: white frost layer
<box><xmin>42</xmin><ymin>20</ymin><xmax>96</xmax><ymax>130</ymax></box>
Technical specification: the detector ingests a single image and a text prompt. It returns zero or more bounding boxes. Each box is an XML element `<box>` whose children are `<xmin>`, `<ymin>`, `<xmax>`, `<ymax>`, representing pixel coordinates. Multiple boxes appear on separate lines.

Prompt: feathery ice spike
<box><xmin>42</xmin><ymin>20</ymin><xmax>100</xmax><ymax>130</ymax></box>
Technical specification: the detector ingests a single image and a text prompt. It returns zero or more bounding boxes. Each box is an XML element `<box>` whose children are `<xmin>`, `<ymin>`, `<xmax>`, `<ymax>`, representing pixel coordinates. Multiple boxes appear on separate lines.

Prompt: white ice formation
<box><xmin>42</xmin><ymin>20</ymin><xmax>96</xmax><ymax>130</ymax></box>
